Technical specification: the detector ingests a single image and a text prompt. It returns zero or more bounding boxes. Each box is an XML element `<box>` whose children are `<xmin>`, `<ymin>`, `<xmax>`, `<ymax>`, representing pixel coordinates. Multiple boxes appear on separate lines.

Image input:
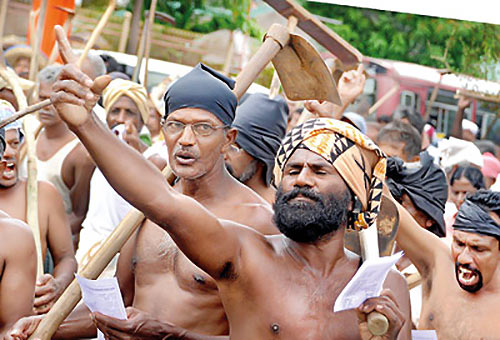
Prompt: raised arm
<box><xmin>50</xmin><ymin>27</ymin><xmax>242</xmax><ymax>280</ymax></box>
<box><xmin>394</xmin><ymin>198</ymin><xmax>448</xmax><ymax>278</ymax></box>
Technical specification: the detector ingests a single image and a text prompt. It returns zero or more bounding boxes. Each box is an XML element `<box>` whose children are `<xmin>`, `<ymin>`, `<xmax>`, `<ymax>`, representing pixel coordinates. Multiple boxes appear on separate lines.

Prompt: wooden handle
<box><xmin>233</xmin><ymin>24</ymin><xmax>289</xmax><ymax>101</ymax></box>
<box><xmin>76</xmin><ymin>0</ymin><xmax>116</xmax><ymax>68</ymax></box>
<box><xmin>268</xmin><ymin>16</ymin><xmax>298</xmax><ymax>99</ymax></box>
<box><xmin>367</xmin><ymin>311</ymin><xmax>389</xmax><ymax>336</ymax></box>
<box><xmin>29</xmin><ymin>167</ymin><xmax>175</xmax><ymax>340</ymax></box>
<box><xmin>0</xmin><ymin>99</ymin><xmax>51</xmax><ymax>129</ymax></box>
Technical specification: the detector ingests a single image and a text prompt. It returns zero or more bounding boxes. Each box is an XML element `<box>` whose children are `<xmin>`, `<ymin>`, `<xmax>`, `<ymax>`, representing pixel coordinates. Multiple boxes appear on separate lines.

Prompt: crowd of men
<box><xmin>0</xmin><ymin>25</ymin><xmax>499</xmax><ymax>340</ymax></box>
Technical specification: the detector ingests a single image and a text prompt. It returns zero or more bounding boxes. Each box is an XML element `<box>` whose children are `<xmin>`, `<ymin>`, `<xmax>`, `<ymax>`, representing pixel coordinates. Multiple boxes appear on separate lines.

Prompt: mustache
<box><xmin>456</xmin><ymin>262</ymin><xmax>481</xmax><ymax>275</ymax></box>
<box><xmin>280</xmin><ymin>186</ymin><xmax>323</xmax><ymax>204</ymax></box>
<box><xmin>172</xmin><ymin>146</ymin><xmax>200</xmax><ymax>159</ymax></box>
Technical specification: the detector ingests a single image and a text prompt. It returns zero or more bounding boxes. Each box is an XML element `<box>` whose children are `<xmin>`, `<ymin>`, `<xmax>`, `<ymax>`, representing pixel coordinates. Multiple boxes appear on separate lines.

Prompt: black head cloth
<box><xmin>454</xmin><ymin>190</ymin><xmax>500</xmax><ymax>239</ymax></box>
<box><xmin>386</xmin><ymin>152</ymin><xmax>448</xmax><ymax>237</ymax></box>
<box><xmin>163</xmin><ymin>63</ymin><xmax>237</xmax><ymax>126</ymax></box>
<box><xmin>0</xmin><ymin>128</ymin><xmax>5</xmax><ymax>155</ymax></box>
<box><xmin>233</xmin><ymin>93</ymin><xmax>289</xmax><ymax>186</ymax></box>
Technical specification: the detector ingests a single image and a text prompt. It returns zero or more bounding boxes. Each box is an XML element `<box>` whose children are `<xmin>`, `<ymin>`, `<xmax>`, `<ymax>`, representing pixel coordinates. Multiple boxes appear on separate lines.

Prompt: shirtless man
<box><xmin>394</xmin><ymin>189</ymin><xmax>500</xmax><ymax>338</ymax></box>
<box><xmin>0</xmin><ymin>105</ymin><xmax>76</xmax><ymax>315</ymax></box>
<box><xmin>0</xmin><ymin>128</ymin><xmax>37</xmax><ymax>337</ymax></box>
<box><xmin>225</xmin><ymin>93</ymin><xmax>289</xmax><ymax>203</ymax></box>
<box><xmin>5</xmin><ymin>40</ymin><xmax>410</xmax><ymax>339</ymax></box>
<box><xmin>54</xmin><ymin>63</ymin><xmax>275</xmax><ymax>339</ymax></box>
<box><xmin>36</xmin><ymin>65</ymin><xmax>96</xmax><ymax>247</ymax></box>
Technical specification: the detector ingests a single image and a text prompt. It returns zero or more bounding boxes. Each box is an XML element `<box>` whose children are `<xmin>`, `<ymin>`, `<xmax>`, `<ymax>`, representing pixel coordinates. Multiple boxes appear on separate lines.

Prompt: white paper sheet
<box><xmin>334</xmin><ymin>252</ymin><xmax>403</xmax><ymax>312</ymax></box>
<box><xmin>411</xmin><ymin>330</ymin><xmax>438</xmax><ymax>340</ymax></box>
<box><xmin>76</xmin><ymin>275</ymin><xmax>127</xmax><ymax>340</ymax></box>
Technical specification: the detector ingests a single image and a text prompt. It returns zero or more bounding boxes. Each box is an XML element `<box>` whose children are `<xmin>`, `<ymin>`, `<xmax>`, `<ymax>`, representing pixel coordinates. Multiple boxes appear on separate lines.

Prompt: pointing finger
<box><xmin>55</xmin><ymin>25</ymin><xmax>78</xmax><ymax>65</ymax></box>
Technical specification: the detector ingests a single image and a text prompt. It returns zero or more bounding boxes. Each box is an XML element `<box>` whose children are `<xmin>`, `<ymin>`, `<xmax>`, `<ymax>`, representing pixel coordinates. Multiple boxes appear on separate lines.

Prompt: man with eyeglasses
<box><xmin>26</xmin><ymin>64</ymin><xmax>276</xmax><ymax>339</ymax></box>
<box><xmin>225</xmin><ymin>93</ymin><xmax>289</xmax><ymax>204</ymax></box>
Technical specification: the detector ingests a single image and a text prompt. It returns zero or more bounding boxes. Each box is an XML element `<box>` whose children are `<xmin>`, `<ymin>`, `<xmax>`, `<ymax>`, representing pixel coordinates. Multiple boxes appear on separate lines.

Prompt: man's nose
<box><xmin>457</xmin><ymin>247</ymin><xmax>474</xmax><ymax>265</ymax></box>
<box><xmin>116</xmin><ymin>110</ymin><xmax>127</xmax><ymax>124</ymax></box>
<box><xmin>3</xmin><ymin>145</ymin><xmax>16</xmax><ymax>159</ymax></box>
<box><xmin>178</xmin><ymin>125</ymin><xmax>196</xmax><ymax>146</ymax></box>
<box><xmin>294</xmin><ymin>167</ymin><xmax>314</xmax><ymax>188</ymax></box>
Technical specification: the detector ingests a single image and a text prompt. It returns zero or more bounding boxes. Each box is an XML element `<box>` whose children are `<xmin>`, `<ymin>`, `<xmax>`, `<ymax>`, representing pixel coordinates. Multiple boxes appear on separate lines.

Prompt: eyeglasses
<box><xmin>164</xmin><ymin>120</ymin><xmax>228</xmax><ymax>137</ymax></box>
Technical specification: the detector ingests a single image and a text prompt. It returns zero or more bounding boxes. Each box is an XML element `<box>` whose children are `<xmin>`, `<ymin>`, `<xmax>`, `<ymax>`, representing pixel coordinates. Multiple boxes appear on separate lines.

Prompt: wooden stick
<box><xmin>118</xmin><ymin>11</ymin><xmax>132</xmax><ymax>53</ymax></box>
<box><xmin>143</xmin><ymin>0</ymin><xmax>158</xmax><ymax>87</ymax></box>
<box><xmin>132</xmin><ymin>13</ymin><xmax>148</xmax><ymax>82</ymax></box>
<box><xmin>0</xmin><ymin>0</ymin><xmax>9</xmax><ymax>57</ymax></box>
<box><xmin>28</xmin><ymin>166</ymin><xmax>175</xmax><ymax>340</ymax></box>
<box><xmin>76</xmin><ymin>0</ymin><xmax>116</xmax><ymax>69</ymax></box>
<box><xmin>28</xmin><ymin>0</ymin><xmax>48</xmax><ymax>81</ymax></box>
<box><xmin>222</xmin><ymin>31</ymin><xmax>234</xmax><ymax>76</ymax></box>
<box><xmin>368</xmin><ymin>84</ymin><xmax>400</xmax><ymax>115</ymax></box>
<box><xmin>0</xmin><ymin>99</ymin><xmax>50</xmax><ymax>129</ymax></box>
<box><xmin>0</xmin><ymin>66</ymin><xmax>44</xmax><ymax>278</ymax></box>
<box><xmin>269</xmin><ymin>16</ymin><xmax>298</xmax><ymax>99</ymax></box>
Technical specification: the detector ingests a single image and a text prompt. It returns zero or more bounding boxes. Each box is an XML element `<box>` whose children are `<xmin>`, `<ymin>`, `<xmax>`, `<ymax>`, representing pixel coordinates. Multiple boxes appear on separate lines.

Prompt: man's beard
<box><xmin>455</xmin><ymin>262</ymin><xmax>483</xmax><ymax>293</ymax></box>
<box><xmin>273</xmin><ymin>185</ymin><xmax>351</xmax><ymax>243</ymax></box>
<box><xmin>226</xmin><ymin>159</ymin><xmax>259</xmax><ymax>183</ymax></box>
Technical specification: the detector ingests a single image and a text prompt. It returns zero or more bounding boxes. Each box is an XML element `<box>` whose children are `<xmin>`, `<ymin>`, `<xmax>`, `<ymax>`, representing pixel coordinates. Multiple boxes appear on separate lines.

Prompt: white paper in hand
<box><xmin>411</xmin><ymin>330</ymin><xmax>438</xmax><ymax>340</ymax></box>
<box><xmin>76</xmin><ymin>275</ymin><xmax>127</xmax><ymax>340</ymax></box>
<box><xmin>334</xmin><ymin>251</ymin><xmax>403</xmax><ymax>312</ymax></box>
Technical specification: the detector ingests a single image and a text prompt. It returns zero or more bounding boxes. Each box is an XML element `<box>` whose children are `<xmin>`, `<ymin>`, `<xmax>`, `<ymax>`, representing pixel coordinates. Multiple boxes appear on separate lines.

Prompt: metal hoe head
<box><xmin>344</xmin><ymin>195</ymin><xmax>399</xmax><ymax>257</ymax></box>
<box><xmin>272</xmin><ymin>33</ymin><xmax>341</xmax><ymax>105</ymax></box>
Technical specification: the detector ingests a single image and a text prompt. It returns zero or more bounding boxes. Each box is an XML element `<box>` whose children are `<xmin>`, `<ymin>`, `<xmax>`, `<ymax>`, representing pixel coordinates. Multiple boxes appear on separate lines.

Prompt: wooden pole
<box><xmin>268</xmin><ymin>16</ymin><xmax>298</xmax><ymax>99</ymax></box>
<box><xmin>0</xmin><ymin>66</ymin><xmax>44</xmax><ymax>278</ymax></box>
<box><xmin>0</xmin><ymin>0</ymin><xmax>9</xmax><ymax>56</ymax></box>
<box><xmin>368</xmin><ymin>84</ymin><xmax>400</xmax><ymax>115</ymax></box>
<box><xmin>76</xmin><ymin>0</ymin><xmax>116</xmax><ymax>69</ymax></box>
<box><xmin>222</xmin><ymin>31</ymin><xmax>234</xmax><ymax>76</ymax></box>
<box><xmin>29</xmin><ymin>0</ymin><xmax>48</xmax><ymax>81</ymax></box>
<box><xmin>132</xmin><ymin>17</ymin><xmax>148</xmax><ymax>82</ymax></box>
<box><xmin>118</xmin><ymin>11</ymin><xmax>132</xmax><ymax>53</ymax></box>
<box><xmin>28</xmin><ymin>167</ymin><xmax>175</xmax><ymax>340</ymax></box>
<box><xmin>143</xmin><ymin>0</ymin><xmax>158</xmax><ymax>88</ymax></box>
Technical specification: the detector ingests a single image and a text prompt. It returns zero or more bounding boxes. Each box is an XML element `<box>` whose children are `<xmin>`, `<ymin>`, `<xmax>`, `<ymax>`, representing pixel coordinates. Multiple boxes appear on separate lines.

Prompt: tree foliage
<box><xmin>300</xmin><ymin>1</ymin><xmax>500</xmax><ymax>79</ymax></box>
<box><xmin>127</xmin><ymin>0</ymin><xmax>262</xmax><ymax>37</ymax></box>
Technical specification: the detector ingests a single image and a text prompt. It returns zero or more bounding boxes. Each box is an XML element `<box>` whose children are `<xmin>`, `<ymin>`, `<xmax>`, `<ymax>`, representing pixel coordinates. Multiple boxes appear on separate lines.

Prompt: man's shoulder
<box><xmin>0</xmin><ymin>215</ymin><xmax>34</xmax><ymax>247</ymax></box>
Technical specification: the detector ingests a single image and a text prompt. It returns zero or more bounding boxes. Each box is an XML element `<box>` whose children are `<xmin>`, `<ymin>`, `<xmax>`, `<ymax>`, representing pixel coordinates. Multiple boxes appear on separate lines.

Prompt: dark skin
<box><xmin>0</xmin><ymin>129</ymin><xmax>77</xmax><ymax>315</ymax></box>
<box><xmin>37</xmin><ymin>80</ymin><xmax>96</xmax><ymax>247</ymax></box>
<box><xmin>224</xmin><ymin>143</ymin><xmax>276</xmax><ymax>204</ymax></box>
<box><xmin>0</xmin><ymin>210</ymin><xmax>36</xmax><ymax>337</ymax></box>
<box><xmin>10</xmin><ymin>38</ymin><xmax>410</xmax><ymax>339</ymax></box>
<box><xmin>395</xmin><ymin>190</ymin><xmax>500</xmax><ymax>339</ymax></box>
<box><xmin>450</xmin><ymin>96</ymin><xmax>473</xmax><ymax>141</ymax></box>
<box><xmin>54</xmin><ymin>108</ymin><xmax>276</xmax><ymax>339</ymax></box>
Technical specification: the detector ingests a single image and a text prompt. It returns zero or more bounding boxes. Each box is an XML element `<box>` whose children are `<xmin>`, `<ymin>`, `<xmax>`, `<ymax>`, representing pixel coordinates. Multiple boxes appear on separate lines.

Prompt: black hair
<box><xmin>377</xmin><ymin>115</ymin><xmax>392</xmax><ymax>124</ymax></box>
<box><xmin>398</xmin><ymin>109</ymin><xmax>425</xmax><ymax>134</ymax></box>
<box><xmin>377</xmin><ymin>120</ymin><xmax>422</xmax><ymax>159</ymax></box>
<box><xmin>450</xmin><ymin>166</ymin><xmax>485</xmax><ymax>190</ymax></box>
<box><xmin>474</xmin><ymin>140</ymin><xmax>497</xmax><ymax>155</ymax></box>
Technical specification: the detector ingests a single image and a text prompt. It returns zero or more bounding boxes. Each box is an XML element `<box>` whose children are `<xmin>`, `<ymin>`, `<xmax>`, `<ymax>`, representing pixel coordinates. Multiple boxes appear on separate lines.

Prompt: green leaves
<box><xmin>300</xmin><ymin>1</ymin><xmax>500</xmax><ymax>79</ymax></box>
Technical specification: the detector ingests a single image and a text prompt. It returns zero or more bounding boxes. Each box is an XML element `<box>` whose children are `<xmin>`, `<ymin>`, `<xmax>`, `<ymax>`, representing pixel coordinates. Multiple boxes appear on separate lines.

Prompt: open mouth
<box><xmin>2</xmin><ymin>161</ymin><xmax>16</xmax><ymax>179</ymax></box>
<box><xmin>458</xmin><ymin>266</ymin><xmax>478</xmax><ymax>285</ymax></box>
<box><xmin>175</xmin><ymin>152</ymin><xmax>197</xmax><ymax>166</ymax></box>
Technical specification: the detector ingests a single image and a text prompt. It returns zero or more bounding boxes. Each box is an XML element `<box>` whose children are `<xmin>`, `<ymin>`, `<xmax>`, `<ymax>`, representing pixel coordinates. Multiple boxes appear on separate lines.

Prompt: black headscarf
<box><xmin>454</xmin><ymin>190</ymin><xmax>500</xmax><ymax>239</ymax></box>
<box><xmin>233</xmin><ymin>93</ymin><xmax>289</xmax><ymax>186</ymax></box>
<box><xmin>386</xmin><ymin>152</ymin><xmax>448</xmax><ymax>237</ymax></box>
<box><xmin>0</xmin><ymin>128</ymin><xmax>5</xmax><ymax>155</ymax></box>
<box><xmin>163</xmin><ymin>63</ymin><xmax>237</xmax><ymax>126</ymax></box>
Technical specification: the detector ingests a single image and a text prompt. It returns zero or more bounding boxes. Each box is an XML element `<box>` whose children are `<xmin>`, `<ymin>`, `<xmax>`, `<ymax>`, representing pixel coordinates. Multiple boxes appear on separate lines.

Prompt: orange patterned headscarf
<box><xmin>276</xmin><ymin>118</ymin><xmax>387</xmax><ymax>230</ymax></box>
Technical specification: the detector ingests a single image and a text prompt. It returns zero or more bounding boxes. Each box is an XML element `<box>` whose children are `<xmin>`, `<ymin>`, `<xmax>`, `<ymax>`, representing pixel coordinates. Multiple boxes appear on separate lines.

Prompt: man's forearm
<box><xmin>53</xmin><ymin>257</ymin><xmax>77</xmax><ymax>293</ymax></box>
<box><xmin>54</xmin><ymin>304</ymin><xmax>97</xmax><ymax>339</ymax></box>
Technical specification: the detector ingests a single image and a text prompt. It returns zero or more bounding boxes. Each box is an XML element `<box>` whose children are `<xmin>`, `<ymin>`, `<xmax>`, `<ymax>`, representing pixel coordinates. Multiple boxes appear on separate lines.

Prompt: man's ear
<box><xmin>425</xmin><ymin>219</ymin><xmax>434</xmax><ymax>229</ymax></box>
<box><xmin>222</xmin><ymin>128</ymin><xmax>238</xmax><ymax>153</ymax></box>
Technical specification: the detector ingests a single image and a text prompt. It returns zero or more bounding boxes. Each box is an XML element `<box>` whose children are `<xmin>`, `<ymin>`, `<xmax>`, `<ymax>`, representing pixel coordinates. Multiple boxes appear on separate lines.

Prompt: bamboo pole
<box><xmin>143</xmin><ymin>0</ymin><xmax>158</xmax><ymax>88</ymax></box>
<box><xmin>76</xmin><ymin>0</ymin><xmax>116</xmax><ymax>69</ymax></box>
<box><xmin>118</xmin><ymin>11</ymin><xmax>132</xmax><ymax>53</ymax></box>
<box><xmin>0</xmin><ymin>66</ymin><xmax>44</xmax><ymax>278</ymax></box>
<box><xmin>28</xmin><ymin>167</ymin><xmax>175</xmax><ymax>340</ymax></box>
<box><xmin>28</xmin><ymin>0</ymin><xmax>48</xmax><ymax>81</ymax></box>
<box><xmin>0</xmin><ymin>0</ymin><xmax>9</xmax><ymax>56</ymax></box>
<box><xmin>368</xmin><ymin>84</ymin><xmax>400</xmax><ymax>115</ymax></box>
